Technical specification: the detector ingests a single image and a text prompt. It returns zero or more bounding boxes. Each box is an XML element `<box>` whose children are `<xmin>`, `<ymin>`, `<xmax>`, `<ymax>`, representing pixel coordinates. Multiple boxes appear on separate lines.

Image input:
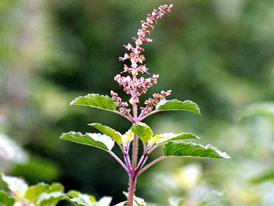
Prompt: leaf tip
<box><xmin>59</xmin><ymin>131</ymin><xmax>76</xmax><ymax>139</ymax></box>
<box><xmin>69</xmin><ymin>99</ymin><xmax>75</xmax><ymax>106</ymax></box>
<box><xmin>221</xmin><ymin>152</ymin><xmax>231</xmax><ymax>159</ymax></box>
<box><xmin>205</xmin><ymin>144</ymin><xmax>230</xmax><ymax>159</ymax></box>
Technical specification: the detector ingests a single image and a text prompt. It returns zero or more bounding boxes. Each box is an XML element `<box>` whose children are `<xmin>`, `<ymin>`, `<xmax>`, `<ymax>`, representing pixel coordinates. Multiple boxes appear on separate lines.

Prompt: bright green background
<box><xmin>1</xmin><ymin>0</ymin><xmax>274</xmax><ymax>205</ymax></box>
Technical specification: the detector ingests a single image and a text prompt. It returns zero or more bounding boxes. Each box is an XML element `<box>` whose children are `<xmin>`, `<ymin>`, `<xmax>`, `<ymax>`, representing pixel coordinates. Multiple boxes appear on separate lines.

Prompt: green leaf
<box><xmin>131</xmin><ymin>123</ymin><xmax>153</xmax><ymax>143</ymax></box>
<box><xmin>70</xmin><ymin>94</ymin><xmax>116</xmax><ymax>112</ymax></box>
<box><xmin>23</xmin><ymin>182</ymin><xmax>64</xmax><ymax>205</ymax></box>
<box><xmin>24</xmin><ymin>183</ymin><xmax>49</xmax><ymax>202</ymax></box>
<box><xmin>67</xmin><ymin>191</ymin><xmax>95</xmax><ymax>202</ymax></box>
<box><xmin>89</xmin><ymin>123</ymin><xmax>122</xmax><ymax>144</ymax></box>
<box><xmin>67</xmin><ymin>191</ymin><xmax>85</xmax><ymax>198</ymax></box>
<box><xmin>149</xmin><ymin>133</ymin><xmax>200</xmax><ymax>146</ymax></box>
<box><xmin>133</xmin><ymin>196</ymin><xmax>146</xmax><ymax>206</ymax></box>
<box><xmin>122</xmin><ymin>129</ymin><xmax>134</xmax><ymax>144</ymax></box>
<box><xmin>37</xmin><ymin>192</ymin><xmax>65</xmax><ymax>206</ymax></box>
<box><xmin>97</xmin><ymin>196</ymin><xmax>112</xmax><ymax>206</ymax></box>
<box><xmin>64</xmin><ymin>197</ymin><xmax>96</xmax><ymax>206</ymax></box>
<box><xmin>64</xmin><ymin>191</ymin><xmax>97</xmax><ymax>206</ymax></box>
<box><xmin>156</xmin><ymin>99</ymin><xmax>201</xmax><ymax>115</ymax></box>
<box><xmin>49</xmin><ymin>183</ymin><xmax>64</xmax><ymax>193</ymax></box>
<box><xmin>0</xmin><ymin>174</ymin><xmax>65</xmax><ymax>206</ymax></box>
<box><xmin>0</xmin><ymin>191</ymin><xmax>16</xmax><ymax>206</ymax></box>
<box><xmin>60</xmin><ymin>132</ymin><xmax>114</xmax><ymax>151</ymax></box>
<box><xmin>163</xmin><ymin>142</ymin><xmax>230</xmax><ymax>159</ymax></box>
<box><xmin>1</xmin><ymin>173</ymin><xmax>28</xmax><ymax>198</ymax></box>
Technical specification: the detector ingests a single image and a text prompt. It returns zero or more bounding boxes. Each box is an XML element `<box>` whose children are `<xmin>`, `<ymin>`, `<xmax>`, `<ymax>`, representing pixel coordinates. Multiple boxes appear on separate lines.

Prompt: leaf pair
<box><xmin>70</xmin><ymin>94</ymin><xmax>201</xmax><ymax>121</ymax></box>
<box><xmin>60</xmin><ymin>122</ymin><xmax>230</xmax><ymax>159</ymax></box>
<box><xmin>60</xmin><ymin>122</ymin><xmax>197</xmax><ymax>153</ymax></box>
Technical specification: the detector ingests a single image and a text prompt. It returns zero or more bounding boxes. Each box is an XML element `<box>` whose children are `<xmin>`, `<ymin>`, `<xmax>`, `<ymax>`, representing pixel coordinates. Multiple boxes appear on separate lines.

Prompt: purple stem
<box><xmin>147</xmin><ymin>144</ymin><xmax>158</xmax><ymax>155</ymax></box>
<box><xmin>108</xmin><ymin>150</ymin><xmax>129</xmax><ymax>173</ymax></box>
<box><xmin>136</xmin><ymin>153</ymin><xmax>148</xmax><ymax>173</ymax></box>
<box><xmin>139</xmin><ymin>110</ymin><xmax>160</xmax><ymax>121</ymax></box>
<box><xmin>124</xmin><ymin>151</ymin><xmax>131</xmax><ymax>170</ymax></box>
<box><xmin>113</xmin><ymin>110</ymin><xmax>134</xmax><ymax>122</ymax></box>
<box><xmin>136</xmin><ymin>156</ymin><xmax>171</xmax><ymax>176</ymax></box>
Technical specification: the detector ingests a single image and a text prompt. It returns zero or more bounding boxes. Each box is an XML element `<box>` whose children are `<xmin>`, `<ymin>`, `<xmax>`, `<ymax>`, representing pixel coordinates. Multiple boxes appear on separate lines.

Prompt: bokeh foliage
<box><xmin>1</xmin><ymin>0</ymin><xmax>274</xmax><ymax>205</ymax></box>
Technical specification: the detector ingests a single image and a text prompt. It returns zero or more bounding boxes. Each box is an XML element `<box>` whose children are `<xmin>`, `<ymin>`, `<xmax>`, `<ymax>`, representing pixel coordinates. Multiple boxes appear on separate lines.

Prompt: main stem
<box><xmin>128</xmin><ymin>100</ymin><xmax>138</xmax><ymax>206</ymax></box>
<box><xmin>127</xmin><ymin>168</ymin><xmax>137</xmax><ymax>206</ymax></box>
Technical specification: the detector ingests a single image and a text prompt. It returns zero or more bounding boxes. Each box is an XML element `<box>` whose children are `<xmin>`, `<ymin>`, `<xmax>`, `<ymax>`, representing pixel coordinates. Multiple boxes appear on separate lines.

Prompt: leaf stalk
<box><xmin>108</xmin><ymin>150</ymin><xmax>129</xmax><ymax>173</ymax></box>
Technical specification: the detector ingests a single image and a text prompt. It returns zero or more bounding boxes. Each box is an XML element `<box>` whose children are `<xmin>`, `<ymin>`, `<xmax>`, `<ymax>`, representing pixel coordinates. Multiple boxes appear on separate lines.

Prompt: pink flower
<box><xmin>114</xmin><ymin>4</ymin><xmax>173</xmax><ymax>117</ymax></box>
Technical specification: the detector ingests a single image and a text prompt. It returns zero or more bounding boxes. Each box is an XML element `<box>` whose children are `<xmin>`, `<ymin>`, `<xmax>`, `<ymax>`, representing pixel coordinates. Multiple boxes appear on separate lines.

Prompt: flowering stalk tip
<box><xmin>112</xmin><ymin>4</ymin><xmax>173</xmax><ymax>120</ymax></box>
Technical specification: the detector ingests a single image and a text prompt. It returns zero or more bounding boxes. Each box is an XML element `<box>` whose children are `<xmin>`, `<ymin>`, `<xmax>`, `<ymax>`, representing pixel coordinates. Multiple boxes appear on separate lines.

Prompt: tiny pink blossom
<box><xmin>124</xmin><ymin>43</ymin><xmax>133</xmax><ymax>51</ymax></box>
<box><xmin>114</xmin><ymin>4</ymin><xmax>172</xmax><ymax>118</ymax></box>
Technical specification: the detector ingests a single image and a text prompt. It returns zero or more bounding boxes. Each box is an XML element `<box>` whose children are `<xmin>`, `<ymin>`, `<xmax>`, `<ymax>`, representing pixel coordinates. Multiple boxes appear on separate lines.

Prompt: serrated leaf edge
<box><xmin>70</xmin><ymin>93</ymin><xmax>116</xmax><ymax>110</ymax></box>
<box><xmin>156</xmin><ymin>132</ymin><xmax>200</xmax><ymax>145</ymax></box>
<box><xmin>164</xmin><ymin>142</ymin><xmax>230</xmax><ymax>159</ymax></box>
<box><xmin>89</xmin><ymin>123</ymin><xmax>123</xmax><ymax>144</ymax></box>
<box><xmin>156</xmin><ymin>99</ymin><xmax>201</xmax><ymax>115</ymax></box>
<box><xmin>60</xmin><ymin>131</ymin><xmax>113</xmax><ymax>151</ymax></box>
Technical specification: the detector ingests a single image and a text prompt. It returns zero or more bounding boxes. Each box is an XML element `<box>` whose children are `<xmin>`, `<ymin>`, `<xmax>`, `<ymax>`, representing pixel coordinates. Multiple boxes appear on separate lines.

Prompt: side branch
<box><xmin>113</xmin><ymin>110</ymin><xmax>134</xmax><ymax>122</ymax></box>
<box><xmin>136</xmin><ymin>156</ymin><xmax>171</xmax><ymax>176</ymax></box>
<box><xmin>136</xmin><ymin>153</ymin><xmax>148</xmax><ymax>173</ymax></box>
<box><xmin>108</xmin><ymin>150</ymin><xmax>129</xmax><ymax>173</ymax></box>
<box><xmin>138</xmin><ymin>110</ymin><xmax>160</xmax><ymax>121</ymax></box>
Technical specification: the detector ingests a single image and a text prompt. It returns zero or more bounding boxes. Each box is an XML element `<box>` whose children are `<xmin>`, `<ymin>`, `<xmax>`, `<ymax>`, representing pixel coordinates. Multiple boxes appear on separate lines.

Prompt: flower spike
<box><xmin>112</xmin><ymin>4</ymin><xmax>173</xmax><ymax>119</ymax></box>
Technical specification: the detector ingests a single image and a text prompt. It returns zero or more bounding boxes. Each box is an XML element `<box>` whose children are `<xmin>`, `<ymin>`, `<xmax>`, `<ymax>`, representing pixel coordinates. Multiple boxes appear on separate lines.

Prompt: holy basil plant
<box><xmin>60</xmin><ymin>4</ymin><xmax>230</xmax><ymax>206</ymax></box>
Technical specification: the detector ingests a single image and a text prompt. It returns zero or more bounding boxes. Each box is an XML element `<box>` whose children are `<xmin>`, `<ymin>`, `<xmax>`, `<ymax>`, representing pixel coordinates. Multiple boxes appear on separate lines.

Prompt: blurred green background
<box><xmin>1</xmin><ymin>0</ymin><xmax>274</xmax><ymax>205</ymax></box>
